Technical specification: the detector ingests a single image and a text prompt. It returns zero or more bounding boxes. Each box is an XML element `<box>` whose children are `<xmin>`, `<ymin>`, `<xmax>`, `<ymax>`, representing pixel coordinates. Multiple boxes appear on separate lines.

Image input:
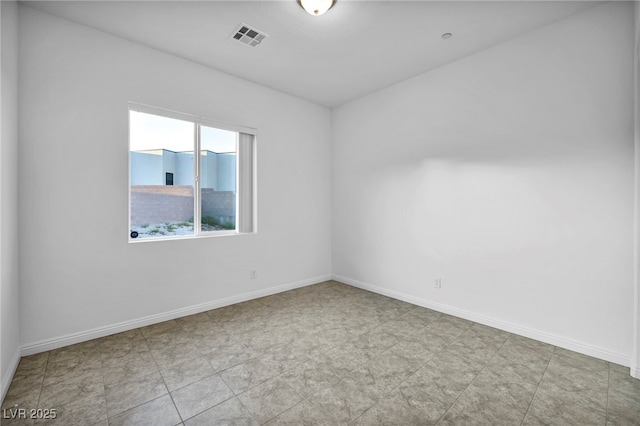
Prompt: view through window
<box><xmin>129</xmin><ymin>107</ymin><xmax>254</xmax><ymax>240</ymax></box>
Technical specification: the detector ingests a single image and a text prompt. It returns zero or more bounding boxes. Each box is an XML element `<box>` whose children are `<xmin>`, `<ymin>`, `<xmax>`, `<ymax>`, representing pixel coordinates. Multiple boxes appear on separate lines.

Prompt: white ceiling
<box><xmin>24</xmin><ymin>0</ymin><xmax>602</xmax><ymax>107</ymax></box>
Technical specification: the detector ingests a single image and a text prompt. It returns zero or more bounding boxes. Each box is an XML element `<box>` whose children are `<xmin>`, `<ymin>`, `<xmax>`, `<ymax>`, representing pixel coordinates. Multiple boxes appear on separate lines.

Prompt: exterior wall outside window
<box><xmin>131</xmin><ymin>149</ymin><xmax>236</xmax><ymax>191</ymax></box>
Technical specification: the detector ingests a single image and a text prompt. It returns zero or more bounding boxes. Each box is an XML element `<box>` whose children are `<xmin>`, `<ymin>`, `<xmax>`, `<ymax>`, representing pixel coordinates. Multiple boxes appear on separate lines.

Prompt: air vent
<box><xmin>232</xmin><ymin>23</ymin><xmax>268</xmax><ymax>47</ymax></box>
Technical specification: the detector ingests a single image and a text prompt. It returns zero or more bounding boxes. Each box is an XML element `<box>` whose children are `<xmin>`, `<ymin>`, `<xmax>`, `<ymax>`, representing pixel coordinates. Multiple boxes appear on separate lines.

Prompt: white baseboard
<box><xmin>333</xmin><ymin>274</ymin><xmax>631</xmax><ymax>368</ymax></box>
<box><xmin>21</xmin><ymin>274</ymin><xmax>331</xmax><ymax>356</ymax></box>
<box><xmin>1</xmin><ymin>347</ymin><xmax>21</xmax><ymax>404</ymax></box>
<box><xmin>17</xmin><ymin>272</ymin><xmax>634</xmax><ymax>373</ymax></box>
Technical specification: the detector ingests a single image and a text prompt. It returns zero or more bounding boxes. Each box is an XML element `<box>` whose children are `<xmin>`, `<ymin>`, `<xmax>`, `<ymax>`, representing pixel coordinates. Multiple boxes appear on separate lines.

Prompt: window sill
<box><xmin>128</xmin><ymin>230</ymin><xmax>255</xmax><ymax>243</ymax></box>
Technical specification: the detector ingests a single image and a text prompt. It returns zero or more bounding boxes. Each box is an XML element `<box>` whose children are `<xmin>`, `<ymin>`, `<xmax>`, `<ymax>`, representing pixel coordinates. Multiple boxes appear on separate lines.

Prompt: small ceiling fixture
<box><xmin>441</xmin><ymin>33</ymin><xmax>453</xmax><ymax>40</ymax></box>
<box><xmin>300</xmin><ymin>0</ymin><xmax>334</xmax><ymax>16</ymax></box>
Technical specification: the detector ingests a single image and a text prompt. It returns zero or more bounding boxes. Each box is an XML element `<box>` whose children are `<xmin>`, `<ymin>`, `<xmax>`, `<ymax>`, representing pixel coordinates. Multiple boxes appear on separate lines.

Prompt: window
<box><xmin>129</xmin><ymin>104</ymin><xmax>256</xmax><ymax>241</ymax></box>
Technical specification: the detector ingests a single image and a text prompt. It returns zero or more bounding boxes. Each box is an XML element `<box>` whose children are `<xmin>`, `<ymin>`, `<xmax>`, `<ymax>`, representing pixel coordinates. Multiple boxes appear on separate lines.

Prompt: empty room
<box><xmin>1</xmin><ymin>0</ymin><xmax>640</xmax><ymax>424</ymax></box>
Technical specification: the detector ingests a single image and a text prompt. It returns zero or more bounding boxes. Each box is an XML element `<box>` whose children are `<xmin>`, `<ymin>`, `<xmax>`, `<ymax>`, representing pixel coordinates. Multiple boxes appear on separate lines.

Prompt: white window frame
<box><xmin>128</xmin><ymin>102</ymin><xmax>257</xmax><ymax>242</ymax></box>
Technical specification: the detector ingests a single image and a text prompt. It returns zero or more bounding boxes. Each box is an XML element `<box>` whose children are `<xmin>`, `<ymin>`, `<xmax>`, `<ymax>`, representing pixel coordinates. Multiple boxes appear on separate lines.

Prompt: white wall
<box><xmin>18</xmin><ymin>5</ymin><xmax>332</xmax><ymax>350</ymax></box>
<box><xmin>332</xmin><ymin>2</ymin><xmax>635</xmax><ymax>365</ymax></box>
<box><xmin>1</xmin><ymin>0</ymin><xmax>21</xmax><ymax>401</ymax></box>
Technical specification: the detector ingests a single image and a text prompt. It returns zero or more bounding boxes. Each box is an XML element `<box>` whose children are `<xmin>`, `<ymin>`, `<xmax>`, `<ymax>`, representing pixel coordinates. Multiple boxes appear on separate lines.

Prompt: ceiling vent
<box><xmin>232</xmin><ymin>23</ymin><xmax>268</xmax><ymax>47</ymax></box>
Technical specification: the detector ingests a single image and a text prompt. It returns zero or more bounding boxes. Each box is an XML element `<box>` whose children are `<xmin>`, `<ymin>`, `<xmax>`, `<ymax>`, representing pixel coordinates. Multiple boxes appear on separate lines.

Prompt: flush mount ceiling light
<box><xmin>300</xmin><ymin>0</ymin><xmax>334</xmax><ymax>16</ymax></box>
<box><xmin>441</xmin><ymin>33</ymin><xmax>453</xmax><ymax>39</ymax></box>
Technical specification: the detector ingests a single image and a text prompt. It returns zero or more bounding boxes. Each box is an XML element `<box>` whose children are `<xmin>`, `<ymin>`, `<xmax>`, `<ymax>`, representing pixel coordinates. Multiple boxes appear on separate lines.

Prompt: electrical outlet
<box><xmin>434</xmin><ymin>278</ymin><xmax>442</xmax><ymax>289</ymax></box>
<box><xmin>250</xmin><ymin>270</ymin><xmax>257</xmax><ymax>279</ymax></box>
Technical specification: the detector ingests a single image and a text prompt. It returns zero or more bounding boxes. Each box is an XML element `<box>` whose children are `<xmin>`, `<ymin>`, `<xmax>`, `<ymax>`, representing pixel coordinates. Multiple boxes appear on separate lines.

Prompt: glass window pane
<box><xmin>130</xmin><ymin>111</ymin><xmax>195</xmax><ymax>239</ymax></box>
<box><xmin>200</xmin><ymin>125</ymin><xmax>237</xmax><ymax>232</ymax></box>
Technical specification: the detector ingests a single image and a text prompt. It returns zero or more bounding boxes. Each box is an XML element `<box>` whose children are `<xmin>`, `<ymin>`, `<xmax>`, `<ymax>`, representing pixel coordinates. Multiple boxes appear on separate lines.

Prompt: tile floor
<box><xmin>1</xmin><ymin>281</ymin><xmax>639</xmax><ymax>425</ymax></box>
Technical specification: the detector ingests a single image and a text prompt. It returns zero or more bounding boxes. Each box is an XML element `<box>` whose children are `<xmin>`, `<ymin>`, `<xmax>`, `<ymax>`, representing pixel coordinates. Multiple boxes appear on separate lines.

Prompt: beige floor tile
<box><xmin>278</xmin><ymin>359</ymin><xmax>341</xmax><ymax>398</ymax></box>
<box><xmin>219</xmin><ymin>358</ymin><xmax>276</xmax><ymax>394</ymax></box>
<box><xmin>171</xmin><ymin>374</ymin><xmax>234</xmax><ymax>420</ymax></box>
<box><xmin>108</xmin><ymin>394</ymin><xmax>181</xmax><ymax>426</ymax></box>
<box><xmin>13</xmin><ymin>353</ymin><xmax>50</xmax><ymax>378</ymax></box>
<box><xmin>105</xmin><ymin>371</ymin><xmax>168</xmax><ymax>416</ymax></box>
<box><xmin>237</xmin><ymin>378</ymin><xmax>303</xmax><ymax>424</ymax></box>
<box><xmin>150</xmin><ymin>342</ymin><xmax>201</xmax><ymax>370</ymax></box>
<box><xmin>264</xmin><ymin>400</ymin><xmax>337</xmax><ymax>425</ymax></box>
<box><xmin>183</xmin><ymin>397</ymin><xmax>258</xmax><ymax>426</ymax></box>
<box><xmin>33</xmin><ymin>392</ymin><xmax>107</xmax><ymax>426</ymax></box>
<box><xmin>160</xmin><ymin>357</ymin><xmax>216</xmax><ymax>392</ymax></box>
<box><xmin>310</xmin><ymin>379</ymin><xmax>377</xmax><ymax>424</ymax></box>
<box><xmin>352</xmin><ymin>393</ymin><xmax>432</xmax><ymax>425</ymax></box>
<box><xmin>205</xmin><ymin>341</ymin><xmax>256</xmax><ymax>372</ymax></box>
<box><xmin>1</xmin><ymin>374</ymin><xmax>44</xmax><ymax>411</ymax></box>
<box><xmin>38</xmin><ymin>371</ymin><xmax>104</xmax><ymax>408</ymax></box>
<box><xmin>101</xmin><ymin>352</ymin><xmax>159</xmax><ymax>387</ymax></box>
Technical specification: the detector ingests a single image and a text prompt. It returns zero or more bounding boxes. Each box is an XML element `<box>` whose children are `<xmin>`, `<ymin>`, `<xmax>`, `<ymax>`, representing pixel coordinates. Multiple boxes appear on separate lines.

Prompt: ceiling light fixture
<box><xmin>441</xmin><ymin>33</ymin><xmax>453</xmax><ymax>39</ymax></box>
<box><xmin>300</xmin><ymin>0</ymin><xmax>334</xmax><ymax>16</ymax></box>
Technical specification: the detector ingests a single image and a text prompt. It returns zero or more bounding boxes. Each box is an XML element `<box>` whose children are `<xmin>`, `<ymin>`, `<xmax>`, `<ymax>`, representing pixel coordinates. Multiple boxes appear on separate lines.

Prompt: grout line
<box><xmin>216</xmin><ymin>371</ymin><xmax>238</xmax><ymax>396</ymax></box>
<box><xmin>434</xmin><ymin>326</ymin><xmax>511</xmax><ymax>424</ymax></box>
<box><xmin>96</xmin><ymin>346</ymin><xmax>110</xmax><ymax>425</ymax></box>
<box><xmin>138</xmin><ymin>328</ymin><xmax>182</xmax><ymax>425</ymax></box>
<box><xmin>165</xmin><ymin>385</ymin><xmax>183</xmax><ymax>424</ymax></box>
<box><xmin>349</xmin><ymin>317</ymin><xmax>471</xmax><ymax>424</ymax></box>
<box><xmin>33</xmin><ymin>352</ymin><xmax>49</xmax><ymax>413</ymax></box>
<box><xmin>235</xmin><ymin>394</ymin><xmax>260</xmax><ymax>424</ymax></box>
<box><xmin>520</xmin><ymin>345</ymin><xmax>556</xmax><ymax>425</ymax></box>
<box><xmin>605</xmin><ymin>361</ymin><xmax>611</xmax><ymax>424</ymax></box>
<box><xmin>268</xmin><ymin>397</ymin><xmax>307</xmax><ymax>421</ymax></box>
<box><xmin>179</xmin><ymin>393</ymin><xmax>238</xmax><ymax>424</ymax></box>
